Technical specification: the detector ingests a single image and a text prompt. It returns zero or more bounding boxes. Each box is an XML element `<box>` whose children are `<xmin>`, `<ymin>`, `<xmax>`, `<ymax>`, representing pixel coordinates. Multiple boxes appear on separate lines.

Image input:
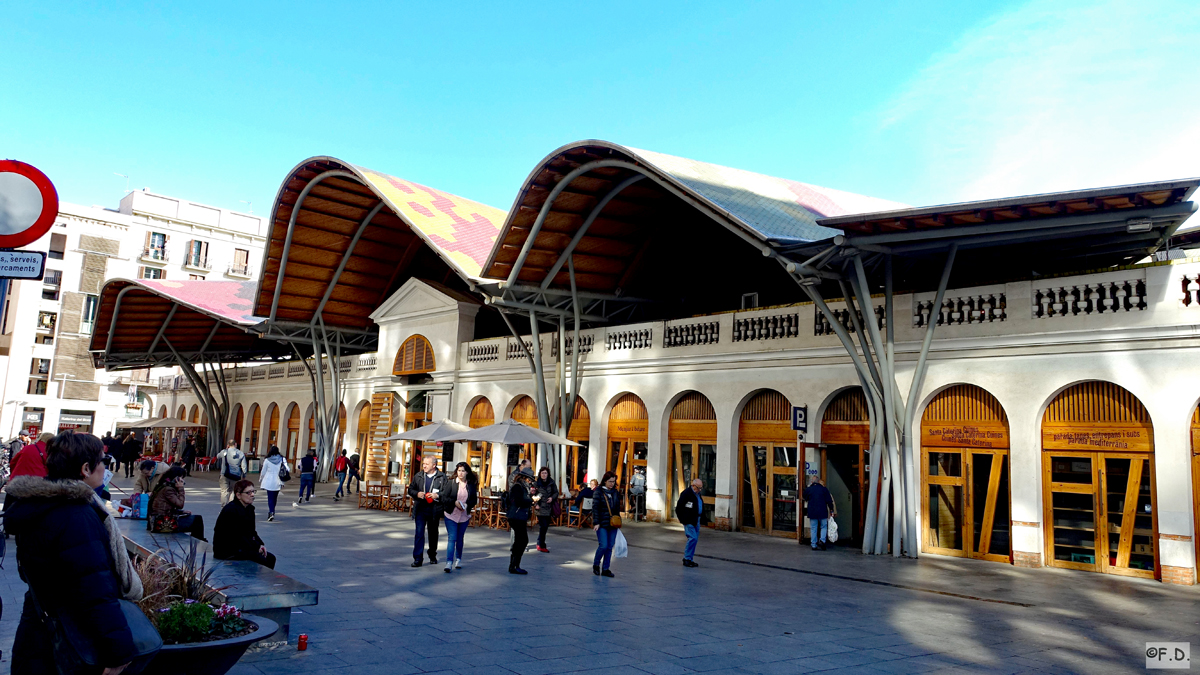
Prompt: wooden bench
<box><xmin>122</xmin><ymin>527</ymin><xmax>318</xmax><ymax>646</ymax></box>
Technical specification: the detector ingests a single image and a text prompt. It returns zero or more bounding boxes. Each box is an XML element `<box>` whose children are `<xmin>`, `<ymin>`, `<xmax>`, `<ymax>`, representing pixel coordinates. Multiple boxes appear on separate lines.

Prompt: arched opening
<box><xmin>920</xmin><ymin>384</ymin><xmax>1011</xmax><ymax>563</ymax></box>
<box><xmin>467</xmin><ymin>397</ymin><xmax>496</xmax><ymax>490</ymax></box>
<box><xmin>552</xmin><ymin>397</ymin><xmax>591</xmax><ymax>492</ymax></box>
<box><xmin>285</xmin><ymin>403</ymin><xmax>301</xmax><ymax>461</ymax></box>
<box><xmin>738</xmin><ymin>389</ymin><xmax>798</xmax><ymax>538</ymax></box>
<box><xmin>189</xmin><ymin>405</ymin><xmax>200</xmax><ymax>423</ymax></box>
<box><xmin>157</xmin><ymin>405</ymin><xmax>167</xmax><ymax>418</ymax></box>
<box><xmin>306</xmin><ymin>403</ymin><xmax>316</xmax><ymax>453</ymax></box>
<box><xmin>355</xmin><ymin>402</ymin><xmax>372</xmax><ymax>456</ymax></box>
<box><xmin>232</xmin><ymin>405</ymin><xmax>245</xmax><ymax>452</ymax></box>
<box><xmin>248</xmin><ymin>404</ymin><xmax>261</xmax><ymax>455</ymax></box>
<box><xmin>607</xmin><ymin>393</ymin><xmax>648</xmax><ymax>518</ymax></box>
<box><xmin>505</xmin><ymin>395</ymin><xmax>539</xmax><ymax>485</ymax></box>
<box><xmin>667</xmin><ymin>392</ymin><xmax>717</xmax><ymax>525</ymax></box>
<box><xmin>267</xmin><ymin>404</ymin><xmax>280</xmax><ymax>450</ymax></box>
<box><xmin>393</xmin><ymin>334</ymin><xmax>436</xmax><ymax>375</ymax></box>
<box><xmin>176</xmin><ymin>405</ymin><xmax>186</xmax><ymax>420</ymax></box>
<box><xmin>1042</xmin><ymin>381</ymin><xmax>1156</xmax><ymax>578</ymax></box>
<box><xmin>820</xmin><ymin>387</ymin><xmax>870</xmax><ymax>546</ymax></box>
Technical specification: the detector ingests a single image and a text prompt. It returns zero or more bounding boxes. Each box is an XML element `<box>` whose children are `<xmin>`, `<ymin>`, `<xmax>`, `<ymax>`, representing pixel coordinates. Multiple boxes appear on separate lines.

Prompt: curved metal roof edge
<box><xmin>818</xmin><ymin>177</ymin><xmax>1200</xmax><ymax>227</ymax></box>
<box><xmin>482</xmin><ymin>140</ymin><xmax>781</xmax><ymax>278</ymax></box>
<box><xmin>99</xmin><ymin>278</ymin><xmax>264</xmax><ymax>328</ymax></box>
<box><xmin>255</xmin><ymin>156</ymin><xmax>507</xmax><ymax>315</ymax></box>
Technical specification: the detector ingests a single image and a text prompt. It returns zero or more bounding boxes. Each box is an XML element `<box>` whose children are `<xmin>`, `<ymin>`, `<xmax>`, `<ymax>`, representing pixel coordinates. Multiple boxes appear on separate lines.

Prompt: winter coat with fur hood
<box><xmin>5</xmin><ymin>475</ymin><xmax>144</xmax><ymax>669</ymax></box>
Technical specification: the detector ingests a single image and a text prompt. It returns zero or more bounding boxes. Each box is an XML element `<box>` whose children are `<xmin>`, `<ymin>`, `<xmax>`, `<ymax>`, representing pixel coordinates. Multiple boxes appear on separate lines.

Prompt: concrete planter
<box><xmin>142</xmin><ymin>614</ymin><xmax>277</xmax><ymax>675</ymax></box>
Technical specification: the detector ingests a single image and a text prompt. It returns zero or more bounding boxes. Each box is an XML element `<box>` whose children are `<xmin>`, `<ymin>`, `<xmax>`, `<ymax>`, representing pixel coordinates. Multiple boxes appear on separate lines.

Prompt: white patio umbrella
<box><xmin>446</xmin><ymin>419</ymin><xmax>580</xmax><ymax>446</ymax></box>
<box><xmin>141</xmin><ymin>417</ymin><xmax>205</xmax><ymax>429</ymax></box>
<box><xmin>381</xmin><ymin>418</ymin><xmax>472</xmax><ymax>442</ymax></box>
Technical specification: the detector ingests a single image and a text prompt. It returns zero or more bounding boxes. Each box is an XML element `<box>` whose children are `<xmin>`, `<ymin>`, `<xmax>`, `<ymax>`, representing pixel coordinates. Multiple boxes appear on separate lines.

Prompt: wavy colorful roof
<box><xmin>255</xmin><ymin>157</ymin><xmax>505</xmax><ymax>330</ymax></box>
<box><xmin>484</xmin><ymin>140</ymin><xmax>907</xmax><ymax>292</ymax></box>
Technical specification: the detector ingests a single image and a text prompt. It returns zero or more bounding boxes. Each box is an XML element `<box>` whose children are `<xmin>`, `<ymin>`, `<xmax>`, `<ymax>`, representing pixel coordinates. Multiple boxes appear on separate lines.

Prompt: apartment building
<box><xmin>0</xmin><ymin>189</ymin><xmax>266</xmax><ymax>439</ymax></box>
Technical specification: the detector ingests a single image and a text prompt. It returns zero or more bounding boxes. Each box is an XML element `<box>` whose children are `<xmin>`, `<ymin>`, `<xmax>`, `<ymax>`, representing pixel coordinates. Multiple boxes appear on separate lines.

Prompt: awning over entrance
<box><xmin>89</xmin><ymin>279</ymin><xmax>292</xmax><ymax>370</ymax></box>
<box><xmin>254</xmin><ymin>157</ymin><xmax>507</xmax><ymax>338</ymax></box>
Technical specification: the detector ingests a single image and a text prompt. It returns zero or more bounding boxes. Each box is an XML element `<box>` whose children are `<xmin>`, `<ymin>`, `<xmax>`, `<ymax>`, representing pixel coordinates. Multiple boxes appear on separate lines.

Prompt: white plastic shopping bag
<box><xmin>827</xmin><ymin>518</ymin><xmax>839</xmax><ymax>543</ymax></box>
<box><xmin>613</xmin><ymin>529</ymin><xmax>629</xmax><ymax>558</ymax></box>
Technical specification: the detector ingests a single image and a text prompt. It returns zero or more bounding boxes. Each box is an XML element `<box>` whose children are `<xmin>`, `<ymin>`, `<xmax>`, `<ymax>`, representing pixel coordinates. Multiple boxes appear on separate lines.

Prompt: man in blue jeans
<box><xmin>804</xmin><ymin>476</ymin><xmax>836</xmax><ymax>550</ymax></box>
<box><xmin>675</xmin><ymin>478</ymin><xmax>706</xmax><ymax>567</ymax></box>
<box><xmin>294</xmin><ymin>449</ymin><xmax>318</xmax><ymax>506</ymax></box>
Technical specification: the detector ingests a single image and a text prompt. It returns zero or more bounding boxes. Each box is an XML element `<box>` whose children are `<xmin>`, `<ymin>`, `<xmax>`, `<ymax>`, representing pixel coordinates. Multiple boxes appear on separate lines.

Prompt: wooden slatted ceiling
<box><xmin>257</xmin><ymin>159</ymin><xmax>475</xmax><ymax>329</ymax></box>
<box><xmin>1044</xmin><ymin>381</ymin><xmax>1150</xmax><ymax>424</ymax></box>
<box><xmin>823</xmin><ymin>388</ymin><xmax>869</xmax><ymax>422</ymax></box>
<box><xmin>670</xmin><ymin>392</ymin><xmax>716</xmax><ymax>421</ymax></box>
<box><xmin>741</xmin><ymin>390</ymin><xmax>791</xmax><ymax>422</ymax></box>
<box><xmin>469</xmin><ymin>398</ymin><xmax>495</xmax><ymax>428</ymax></box>
<box><xmin>826</xmin><ymin>186</ymin><xmax>1192</xmax><ymax>235</ymax></box>
<box><xmin>923</xmin><ymin>384</ymin><xmax>1008</xmax><ymax>424</ymax></box>
<box><xmin>392</xmin><ymin>335</ymin><xmax>435</xmax><ymax>375</ymax></box>
<box><xmin>610</xmin><ymin>393</ymin><xmax>648</xmax><ymax>420</ymax></box>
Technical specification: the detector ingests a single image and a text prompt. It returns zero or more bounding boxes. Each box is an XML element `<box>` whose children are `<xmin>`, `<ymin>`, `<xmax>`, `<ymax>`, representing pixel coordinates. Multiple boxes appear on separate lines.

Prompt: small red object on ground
<box><xmin>297</xmin><ymin>634</ymin><xmax>308</xmax><ymax>651</ymax></box>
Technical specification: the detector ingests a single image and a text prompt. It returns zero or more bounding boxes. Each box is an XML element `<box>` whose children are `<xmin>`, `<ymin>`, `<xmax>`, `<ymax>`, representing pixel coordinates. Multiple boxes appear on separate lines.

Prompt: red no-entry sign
<box><xmin>0</xmin><ymin>160</ymin><xmax>59</xmax><ymax>249</ymax></box>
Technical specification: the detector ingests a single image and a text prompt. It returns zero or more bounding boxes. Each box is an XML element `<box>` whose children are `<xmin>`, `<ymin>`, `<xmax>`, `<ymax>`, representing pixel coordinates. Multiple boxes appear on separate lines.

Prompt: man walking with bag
<box><xmin>676</xmin><ymin>478</ymin><xmax>706</xmax><ymax>567</ymax></box>
<box><xmin>803</xmin><ymin>476</ymin><xmax>836</xmax><ymax>550</ymax></box>
<box><xmin>216</xmin><ymin>439</ymin><xmax>248</xmax><ymax>506</ymax></box>
<box><xmin>407</xmin><ymin>455</ymin><xmax>448</xmax><ymax>567</ymax></box>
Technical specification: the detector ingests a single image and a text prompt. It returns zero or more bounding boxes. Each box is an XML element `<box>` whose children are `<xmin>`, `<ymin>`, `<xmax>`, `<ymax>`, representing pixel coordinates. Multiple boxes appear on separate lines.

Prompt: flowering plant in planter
<box><xmin>136</xmin><ymin>539</ymin><xmax>257</xmax><ymax>644</ymax></box>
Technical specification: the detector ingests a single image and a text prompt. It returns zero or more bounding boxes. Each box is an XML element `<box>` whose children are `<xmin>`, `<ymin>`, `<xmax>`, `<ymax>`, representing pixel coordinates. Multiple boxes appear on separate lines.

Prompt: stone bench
<box><xmin>122</xmin><ymin>526</ymin><xmax>318</xmax><ymax>646</ymax></box>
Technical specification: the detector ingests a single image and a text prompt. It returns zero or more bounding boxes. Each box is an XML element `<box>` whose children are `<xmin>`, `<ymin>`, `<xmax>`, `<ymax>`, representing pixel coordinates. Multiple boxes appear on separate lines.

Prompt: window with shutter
<box><xmin>392</xmin><ymin>335</ymin><xmax>435</xmax><ymax>375</ymax></box>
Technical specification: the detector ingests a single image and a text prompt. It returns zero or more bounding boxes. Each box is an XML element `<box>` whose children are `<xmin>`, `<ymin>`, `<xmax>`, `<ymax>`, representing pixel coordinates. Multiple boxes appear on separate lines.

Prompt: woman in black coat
<box><xmin>213</xmin><ymin>479</ymin><xmax>276</xmax><ymax>569</ymax></box>
<box><xmin>532</xmin><ymin>467</ymin><xmax>559</xmax><ymax>553</ymax></box>
<box><xmin>7</xmin><ymin>430</ymin><xmax>144</xmax><ymax>675</ymax></box>
<box><xmin>591</xmin><ymin>470</ymin><xmax>623</xmax><ymax>578</ymax></box>
<box><xmin>506</xmin><ymin>467</ymin><xmax>534</xmax><ymax>575</ymax></box>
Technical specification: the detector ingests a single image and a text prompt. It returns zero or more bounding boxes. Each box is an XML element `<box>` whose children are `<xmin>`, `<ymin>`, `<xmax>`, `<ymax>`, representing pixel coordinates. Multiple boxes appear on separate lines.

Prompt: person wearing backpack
<box><xmin>216</xmin><ymin>439</ymin><xmax>248</xmax><ymax>506</ymax></box>
<box><xmin>258</xmin><ymin>445</ymin><xmax>290</xmax><ymax>521</ymax></box>
<box><xmin>333</xmin><ymin>450</ymin><xmax>350</xmax><ymax>502</ymax></box>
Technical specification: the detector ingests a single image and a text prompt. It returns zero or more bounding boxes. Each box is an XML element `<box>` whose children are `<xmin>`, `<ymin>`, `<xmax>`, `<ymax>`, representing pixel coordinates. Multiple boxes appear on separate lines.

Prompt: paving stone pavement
<box><xmin>2</xmin><ymin>471</ymin><xmax>1197</xmax><ymax>674</ymax></box>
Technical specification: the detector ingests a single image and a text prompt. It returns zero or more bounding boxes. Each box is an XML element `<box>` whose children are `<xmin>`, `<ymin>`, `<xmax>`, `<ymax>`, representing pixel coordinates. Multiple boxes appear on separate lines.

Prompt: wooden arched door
<box><xmin>554</xmin><ymin>397</ymin><xmax>590</xmax><ymax>491</ymax></box>
<box><xmin>510</xmin><ymin>395</ymin><xmax>540</xmax><ymax>482</ymax></box>
<box><xmin>920</xmin><ymin>385</ymin><xmax>1011</xmax><ymax>563</ymax></box>
<box><xmin>468</xmin><ymin>398</ymin><xmax>495</xmax><ymax>489</ymax></box>
<box><xmin>607</xmin><ymin>393</ymin><xmax>648</xmax><ymax>517</ymax></box>
<box><xmin>268</xmin><ymin>405</ymin><xmax>280</xmax><ymax>449</ymax></box>
<box><xmin>249</xmin><ymin>405</ymin><xmax>261</xmax><ymax>454</ymax></box>
<box><xmin>739</xmin><ymin>390</ymin><xmax>798</xmax><ymax>538</ymax></box>
<box><xmin>821</xmin><ymin>388</ymin><xmax>871</xmax><ymax>545</ymax></box>
<box><xmin>668</xmin><ymin>392</ymin><xmax>717</xmax><ymax>524</ymax></box>
<box><xmin>1042</xmin><ymin>382</ymin><xmax>1156</xmax><ymax>578</ymax></box>
<box><xmin>286</xmin><ymin>405</ymin><xmax>301</xmax><ymax>461</ymax></box>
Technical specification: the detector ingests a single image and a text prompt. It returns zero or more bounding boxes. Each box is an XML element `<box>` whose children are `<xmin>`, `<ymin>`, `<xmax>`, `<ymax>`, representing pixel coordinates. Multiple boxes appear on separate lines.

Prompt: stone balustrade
<box><xmin>733</xmin><ymin>311</ymin><xmax>798</xmax><ymax>342</ymax></box>
<box><xmin>606</xmin><ymin>328</ymin><xmax>653</xmax><ymax>350</ymax></box>
<box><xmin>664</xmin><ymin>320</ymin><xmax>719</xmax><ymax>348</ymax></box>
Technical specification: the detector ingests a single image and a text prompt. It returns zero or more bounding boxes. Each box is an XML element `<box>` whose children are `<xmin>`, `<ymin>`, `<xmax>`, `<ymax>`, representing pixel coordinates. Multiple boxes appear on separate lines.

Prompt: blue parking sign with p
<box><xmin>791</xmin><ymin>406</ymin><xmax>807</xmax><ymax>432</ymax></box>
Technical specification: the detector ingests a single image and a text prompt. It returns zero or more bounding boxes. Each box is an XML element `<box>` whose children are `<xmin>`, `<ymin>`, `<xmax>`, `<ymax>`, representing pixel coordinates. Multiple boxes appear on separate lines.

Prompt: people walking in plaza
<box><xmin>532</xmin><ymin>466</ymin><xmax>559</xmax><ymax>552</ymax></box>
<box><xmin>148</xmin><ymin>466</ymin><xmax>207</xmax><ymax>541</ymax></box>
<box><xmin>295</xmin><ymin>448</ymin><xmax>318</xmax><ymax>505</ymax></box>
<box><xmin>7</xmin><ymin>430</ymin><xmax>144</xmax><ymax>675</ymax></box>
<box><xmin>9</xmin><ymin>432</ymin><xmax>52</xmax><ymax>478</ymax></box>
<box><xmin>408</xmin><ymin>455</ymin><xmax>448</xmax><ymax>567</ymax></box>
<box><xmin>333</xmin><ymin>449</ymin><xmax>349</xmax><ymax>501</ymax></box>
<box><xmin>8</xmin><ymin>431</ymin><xmax>29</xmax><ymax>456</ymax></box>
<box><xmin>506</xmin><ymin>466</ymin><xmax>534</xmax><ymax>574</ymax></box>
<box><xmin>442</xmin><ymin>461</ymin><xmax>477</xmax><ymax>572</ymax></box>
<box><xmin>214</xmin><ymin>479</ymin><xmax>276</xmax><ymax>569</ymax></box>
<box><xmin>259</xmin><ymin>445</ymin><xmax>289</xmax><ymax>521</ymax></box>
<box><xmin>347</xmin><ymin>451</ymin><xmax>361</xmax><ymax>493</ymax></box>
<box><xmin>216</xmin><ymin>439</ymin><xmax>248</xmax><ymax>506</ymax></box>
<box><xmin>676</xmin><ymin>478</ymin><xmax>706</xmax><ymax>567</ymax></box>
<box><xmin>101</xmin><ymin>431</ymin><xmax>121</xmax><ymax>471</ymax></box>
<box><xmin>803</xmin><ymin>476</ymin><xmax>836</xmax><ymax>550</ymax></box>
<box><xmin>121</xmin><ymin>432</ymin><xmax>141</xmax><ymax>478</ymax></box>
<box><xmin>592</xmin><ymin>470</ymin><xmax>623</xmax><ymax>577</ymax></box>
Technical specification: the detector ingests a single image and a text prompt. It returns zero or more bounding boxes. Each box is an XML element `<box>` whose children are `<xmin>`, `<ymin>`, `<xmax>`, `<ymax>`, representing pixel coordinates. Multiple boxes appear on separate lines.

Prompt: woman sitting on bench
<box><xmin>214</xmin><ymin>479</ymin><xmax>276</xmax><ymax>569</ymax></box>
<box><xmin>148</xmin><ymin>466</ymin><xmax>206</xmax><ymax>541</ymax></box>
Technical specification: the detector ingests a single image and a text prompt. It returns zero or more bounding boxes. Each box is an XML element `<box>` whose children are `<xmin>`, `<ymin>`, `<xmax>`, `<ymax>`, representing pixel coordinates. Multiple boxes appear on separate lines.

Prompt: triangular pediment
<box><xmin>370</xmin><ymin>278</ymin><xmax>465</xmax><ymax>323</ymax></box>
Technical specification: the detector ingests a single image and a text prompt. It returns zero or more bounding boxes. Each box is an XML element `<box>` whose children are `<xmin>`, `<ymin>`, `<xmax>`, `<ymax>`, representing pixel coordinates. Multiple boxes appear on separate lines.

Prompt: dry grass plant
<box><xmin>135</xmin><ymin>537</ymin><xmax>230</xmax><ymax>623</ymax></box>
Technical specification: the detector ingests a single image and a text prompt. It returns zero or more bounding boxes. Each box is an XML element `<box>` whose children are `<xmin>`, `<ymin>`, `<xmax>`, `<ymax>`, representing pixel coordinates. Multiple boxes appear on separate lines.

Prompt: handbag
<box><xmin>23</xmin><ymin>565</ymin><xmax>162</xmax><ymax>674</ymax></box>
<box><xmin>551</xmin><ymin>497</ymin><xmax>562</xmax><ymax>519</ymax></box>
<box><xmin>278</xmin><ymin>462</ymin><xmax>291</xmax><ymax>482</ymax></box>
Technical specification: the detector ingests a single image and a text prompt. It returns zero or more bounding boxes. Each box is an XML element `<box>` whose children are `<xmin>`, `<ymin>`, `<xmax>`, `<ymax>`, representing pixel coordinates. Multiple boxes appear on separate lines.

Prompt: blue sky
<box><xmin>3</xmin><ymin>0</ymin><xmax>1198</xmax><ymax>217</ymax></box>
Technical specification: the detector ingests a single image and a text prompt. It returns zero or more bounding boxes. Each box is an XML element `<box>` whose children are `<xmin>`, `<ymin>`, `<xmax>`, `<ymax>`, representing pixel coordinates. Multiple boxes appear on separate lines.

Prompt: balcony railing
<box><xmin>227</xmin><ymin>263</ymin><xmax>251</xmax><ymax>277</ymax></box>
<box><xmin>141</xmin><ymin>247</ymin><xmax>169</xmax><ymax>263</ymax></box>
<box><xmin>183</xmin><ymin>254</ymin><xmax>211</xmax><ymax>271</ymax></box>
